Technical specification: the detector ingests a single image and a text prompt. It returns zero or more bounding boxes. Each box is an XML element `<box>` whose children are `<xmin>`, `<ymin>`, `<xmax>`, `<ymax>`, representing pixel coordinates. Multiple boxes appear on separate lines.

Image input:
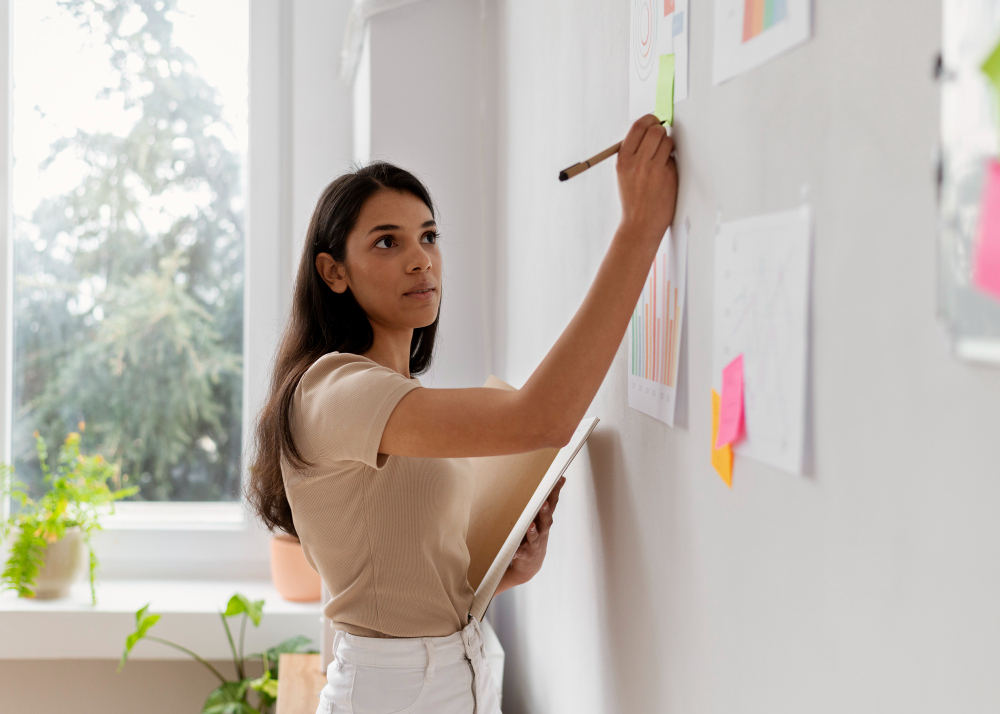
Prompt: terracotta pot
<box><xmin>34</xmin><ymin>526</ymin><xmax>87</xmax><ymax>599</ymax></box>
<box><xmin>270</xmin><ymin>534</ymin><xmax>321</xmax><ymax>602</ymax></box>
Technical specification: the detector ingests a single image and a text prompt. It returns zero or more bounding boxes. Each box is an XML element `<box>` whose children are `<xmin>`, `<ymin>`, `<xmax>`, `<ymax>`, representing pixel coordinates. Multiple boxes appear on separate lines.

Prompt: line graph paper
<box><xmin>712</xmin><ymin>207</ymin><xmax>811</xmax><ymax>475</ymax></box>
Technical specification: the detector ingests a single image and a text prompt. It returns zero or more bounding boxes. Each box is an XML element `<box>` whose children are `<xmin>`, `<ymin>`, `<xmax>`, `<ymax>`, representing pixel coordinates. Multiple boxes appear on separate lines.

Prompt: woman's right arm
<box><xmin>380</xmin><ymin>114</ymin><xmax>678</xmax><ymax>458</ymax></box>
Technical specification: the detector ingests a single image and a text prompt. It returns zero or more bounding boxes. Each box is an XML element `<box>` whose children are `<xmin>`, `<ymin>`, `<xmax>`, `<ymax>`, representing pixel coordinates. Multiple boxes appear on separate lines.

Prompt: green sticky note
<box><xmin>655</xmin><ymin>54</ymin><xmax>675</xmax><ymax>126</ymax></box>
<box><xmin>984</xmin><ymin>38</ymin><xmax>1000</xmax><ymax>90</ymax></box>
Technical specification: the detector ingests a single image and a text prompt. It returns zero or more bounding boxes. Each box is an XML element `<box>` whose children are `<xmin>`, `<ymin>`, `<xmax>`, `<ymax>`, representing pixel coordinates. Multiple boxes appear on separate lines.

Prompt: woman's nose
<box><xmin>406</xmin><ymin>244</ymin><xmax>433</xmax><ymax>272</ymax></box>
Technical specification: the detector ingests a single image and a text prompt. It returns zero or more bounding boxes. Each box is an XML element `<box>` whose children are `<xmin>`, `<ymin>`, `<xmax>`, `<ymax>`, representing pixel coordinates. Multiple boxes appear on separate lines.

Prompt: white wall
<box><xmin>365</xmin><ymin>0</ymin><xmax>495</xmax><ymax>388</ymax></box>
<box><xmin>287</xmin><ymin>0</ymin><xmax>356</xmax><ymax>301</ymax></box>
<box><xmin>489</xmin><ymin>1</ymin><xmax>1000</xmax><ymax>713</ymax></box>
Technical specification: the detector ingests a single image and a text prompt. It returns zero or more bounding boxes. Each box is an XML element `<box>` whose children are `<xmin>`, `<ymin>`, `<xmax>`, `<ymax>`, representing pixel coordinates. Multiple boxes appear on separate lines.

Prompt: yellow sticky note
<box><xmin>655</xmin><ymin>54</ymin><xmax>675</xmax><ymax>126</ymax></box>
<box><xmin>711</xmin><ymin>390</ymin><xmax>733</xmax><ymax>488</ymax></box>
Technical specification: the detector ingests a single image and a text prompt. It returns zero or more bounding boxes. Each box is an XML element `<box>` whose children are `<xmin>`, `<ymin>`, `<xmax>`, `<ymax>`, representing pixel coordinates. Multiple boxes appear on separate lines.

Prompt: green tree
<box><xmin>13</xmin><ymin>0</ymin><xmax>245</xmax><ymax>500</ymax></box>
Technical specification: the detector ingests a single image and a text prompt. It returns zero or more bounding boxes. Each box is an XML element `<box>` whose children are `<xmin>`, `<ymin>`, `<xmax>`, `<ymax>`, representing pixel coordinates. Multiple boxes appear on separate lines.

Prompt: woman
<box><xmin>248</xmin><ymin>113</ymin><xmax>677</xmax><ymax>714</ymax></box>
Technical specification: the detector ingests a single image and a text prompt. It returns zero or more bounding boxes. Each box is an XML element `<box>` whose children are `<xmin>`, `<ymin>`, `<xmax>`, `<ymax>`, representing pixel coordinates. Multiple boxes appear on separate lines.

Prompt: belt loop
<box><xmin>423</xmin><ymin>639</ymin><xmax>436</xmax><ymax>682</ymax></box>
<box><xmin>331</xmin><ymin>630</ymin><xmax>345</xmax><ymax>671</ymax></box>
<box><xmin>469</xmin><ymin>617</ymin><xmax>484</xmax><ymax>654</ymax></box>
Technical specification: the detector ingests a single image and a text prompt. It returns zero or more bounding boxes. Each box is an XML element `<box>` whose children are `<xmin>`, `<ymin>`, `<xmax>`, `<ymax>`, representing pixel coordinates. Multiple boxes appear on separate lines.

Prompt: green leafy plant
<box><xmin>118</xmin><ymin>592</ymin><xmax>316</xmax><ymax>714</ymax></box>
<box><xmin>1</xmin><ymin>426</ymin><xmax>138</xmax><ymax>604</ymax></box>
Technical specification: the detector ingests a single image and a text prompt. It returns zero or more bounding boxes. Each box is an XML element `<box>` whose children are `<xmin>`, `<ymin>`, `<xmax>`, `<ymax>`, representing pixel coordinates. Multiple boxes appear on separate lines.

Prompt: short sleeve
<box><xmin>292</xmin><ymin>352</ymin><xmax>421</xmax><ymax>469</ymax></box>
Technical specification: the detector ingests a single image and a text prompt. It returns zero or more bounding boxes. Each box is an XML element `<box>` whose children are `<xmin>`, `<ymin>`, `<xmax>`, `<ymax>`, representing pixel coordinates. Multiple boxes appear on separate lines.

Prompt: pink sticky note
<box><xmin>715</xmin><ymin>354</ymin><xmax>745</xmax><ymax>449</ymax></box>
<box><xmin>974</xmin><ymin>159</ymin><xmax>1000</xmax><ymax>302</ymax></box>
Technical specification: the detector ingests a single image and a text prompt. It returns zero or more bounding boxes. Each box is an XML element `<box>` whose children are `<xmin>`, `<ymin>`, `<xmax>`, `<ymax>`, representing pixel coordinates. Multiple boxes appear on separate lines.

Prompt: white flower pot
<box><xmin>33</xmin><ymin>526</ymin><xmax>87</xmax><ymax>599</ymax></box>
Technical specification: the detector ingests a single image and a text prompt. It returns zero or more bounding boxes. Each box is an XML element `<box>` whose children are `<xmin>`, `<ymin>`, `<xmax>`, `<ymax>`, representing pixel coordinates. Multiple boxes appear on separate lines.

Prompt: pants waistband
<box><xmin>331</xmin><ymin>618</ymin><xmax>485</xmax><ymax>670</ymax></box>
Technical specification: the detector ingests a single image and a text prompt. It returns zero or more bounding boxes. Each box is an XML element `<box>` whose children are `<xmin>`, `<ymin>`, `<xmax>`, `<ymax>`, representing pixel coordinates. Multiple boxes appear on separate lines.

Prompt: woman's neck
<box><xmin>362</xmin><ymin>324</ymin><xmax>414</xmax><ymax>378</ymax></box>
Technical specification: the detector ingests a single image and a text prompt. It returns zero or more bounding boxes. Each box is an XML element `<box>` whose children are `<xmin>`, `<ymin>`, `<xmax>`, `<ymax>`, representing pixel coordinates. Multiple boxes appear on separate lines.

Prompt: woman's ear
<box><xmin>315</xmin><ymin>252</ymin><xmax>349</xmax><ymax>294</ymax></box>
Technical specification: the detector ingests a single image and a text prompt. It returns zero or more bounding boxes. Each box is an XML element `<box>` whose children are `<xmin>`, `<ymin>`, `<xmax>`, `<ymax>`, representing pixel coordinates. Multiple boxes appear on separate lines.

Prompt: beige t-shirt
<box><xmin>281</xmin><ymin>351</ymin><xmax>475</xmax><ymax>638</ymax></box>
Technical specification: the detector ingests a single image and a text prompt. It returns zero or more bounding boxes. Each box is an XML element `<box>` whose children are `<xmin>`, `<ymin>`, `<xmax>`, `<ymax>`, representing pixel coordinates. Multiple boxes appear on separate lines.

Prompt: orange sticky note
<box><xmin>974</xmin><ymin>159</ymin><xmax>1000</xmax><ymax>302</ymax></box>
<box><xmin>711</xmin><ymin>390</ymin><xmax>733</xmax><ymax>488</ymax></box>
<box><xmin>715</xmin><ymin>354</ymin><xmax>745</xmax><ymax>448</ymax></box>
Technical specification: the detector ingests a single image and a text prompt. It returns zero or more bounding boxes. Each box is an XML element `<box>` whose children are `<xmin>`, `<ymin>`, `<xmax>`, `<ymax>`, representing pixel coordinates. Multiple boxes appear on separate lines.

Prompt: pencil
<box><xmin>559</xmin><ymin>118</ymin><xmax>669</xmax><ymax>182</ymax></box>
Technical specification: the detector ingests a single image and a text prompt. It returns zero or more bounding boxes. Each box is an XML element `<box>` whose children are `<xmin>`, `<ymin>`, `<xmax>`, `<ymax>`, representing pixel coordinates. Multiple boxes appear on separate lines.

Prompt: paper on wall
<box><xmin>712</xmin><ymin>207</ymin><xmax>812</xmax><ymax>476</ymax></box>
<box><xmin>628</xmin><ymin>222</ymin><xmax>688</xmax><ymax>427</ymax></box>
<box><xmin>655</xmin><ymin>54</ymin><xmax>676</xmax><ymax>125</ymax></box>
<box><xmin>629</xmin><ymin>0</ymin><xmax>689</xmax><ymax>120</ymax></box>
<box><xmin>715</xmin><ymin>354</ymin><xmax>745</xmax><ymax>448</ymax></box>
<box><xmin>711</xmin><ymin>389</ymin><xmax>734</xmax><ymax>487</ymax></box>
<box><xmin>712</xmin><ymin>0</ymin><xmax>811</xmax><ymax>85</ymax></box>
<box><xmin>974</xmin><ymin>158</ymin><xmax>1000</xmax><ymax>301</ymax></box>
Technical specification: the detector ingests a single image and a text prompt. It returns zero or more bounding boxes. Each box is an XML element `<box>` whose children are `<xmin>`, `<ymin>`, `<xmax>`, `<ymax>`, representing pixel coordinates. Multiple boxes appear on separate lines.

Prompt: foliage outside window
<box><xmin>12</xmin><ymin>0</ymin><xmax>248</xmax><ymax>502</ymax></box>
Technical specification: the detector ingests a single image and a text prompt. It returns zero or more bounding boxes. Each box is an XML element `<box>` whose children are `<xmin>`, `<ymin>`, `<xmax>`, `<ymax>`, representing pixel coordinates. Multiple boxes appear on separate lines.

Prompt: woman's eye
<box><xmin>422</xmin><ymin>232</ymin><xmax>439</xmax><ymax>244</ymax></box>
<box><xmin>374</xmin><ymin>236</ymin><xmax>394</xmax><ymax>249</ymax></box>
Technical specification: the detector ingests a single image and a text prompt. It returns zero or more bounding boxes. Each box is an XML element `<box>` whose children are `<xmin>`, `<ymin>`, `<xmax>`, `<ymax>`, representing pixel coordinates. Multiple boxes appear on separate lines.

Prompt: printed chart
<box><xmin>629</xmin><ymin>0</ymin><xmax>689</xmax><ymax>119</ymax></box>
<box><xmin>712</xmin><ymin>0</ymin><xmax>810</xmax><ymax>85</ymax></box>
<box><xmin>712</xmin><ymin>208</ymin><xmax>811</xmax><ymax>475</ymax></box>
<box><xmin>628</xmin><ymin>224</ymin><xmax>688</xmax><ymax>426</ymax></box>
<box><xmin>742</xmin><ymin>0</ymin><xmax>787</xmax><ymax>42</ymax></box>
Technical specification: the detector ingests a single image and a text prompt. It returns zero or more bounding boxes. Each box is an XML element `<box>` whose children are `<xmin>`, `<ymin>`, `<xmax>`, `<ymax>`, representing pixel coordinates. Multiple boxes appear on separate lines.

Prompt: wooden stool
<box><xmin>276</xmin><ymin>653</ymin><xmax>326</xmax><ymax>714</ymax></box>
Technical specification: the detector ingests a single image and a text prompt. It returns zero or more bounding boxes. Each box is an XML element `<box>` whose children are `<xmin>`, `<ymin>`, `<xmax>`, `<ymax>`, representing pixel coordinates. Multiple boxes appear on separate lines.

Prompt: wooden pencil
<box><xmin>558</xmin><ymin>118</ymin><xmax>669</xmax><ymax>182</ymax></box>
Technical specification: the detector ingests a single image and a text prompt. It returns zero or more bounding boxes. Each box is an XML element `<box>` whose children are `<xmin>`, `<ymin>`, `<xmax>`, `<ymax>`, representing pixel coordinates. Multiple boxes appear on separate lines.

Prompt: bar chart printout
<box><xmin>742</xmin><ymin>0</ymin><xmax>788</xmax><ymax>42</ymax></box>
<box><xmin>628</xmin><ymin>224</ymin><xmax>688</xmax><ymax>426</ymax></box>
<box><xmin>712</xmin><ymin>0</ymin><xmax>810</xmax><ymax>85</ymax></box>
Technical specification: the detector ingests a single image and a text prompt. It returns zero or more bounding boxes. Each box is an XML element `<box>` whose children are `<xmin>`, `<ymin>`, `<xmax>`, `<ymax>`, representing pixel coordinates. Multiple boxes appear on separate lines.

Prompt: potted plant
<box><xmin>270</xmin><ymin>533</ymin><xmax>321</xmax><ymax>602</ymax></box>
<box><xmin>0</xmin><ymin>425</ymin><xmax>137</xmax><ymax>603</ymax></box>
<box><xmin>118</xmin><ymin>592</ymin><xmax>317</xmax><ymax>714</ymax></box>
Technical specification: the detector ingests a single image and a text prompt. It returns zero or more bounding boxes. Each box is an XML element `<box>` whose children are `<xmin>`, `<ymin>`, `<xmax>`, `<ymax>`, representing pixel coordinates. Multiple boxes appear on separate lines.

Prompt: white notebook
<box><xmin>466</xmin><ymin>376</ymin><xmax>599</xmax><ymax>622</ymax></box>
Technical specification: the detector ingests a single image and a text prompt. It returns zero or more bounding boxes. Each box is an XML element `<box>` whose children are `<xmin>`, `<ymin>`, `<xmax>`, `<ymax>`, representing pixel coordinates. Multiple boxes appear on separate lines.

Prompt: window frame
<box><xmin>0</xmin><ymin>0</ymin><xmax>292</xmax><ymax>579</ymax></box>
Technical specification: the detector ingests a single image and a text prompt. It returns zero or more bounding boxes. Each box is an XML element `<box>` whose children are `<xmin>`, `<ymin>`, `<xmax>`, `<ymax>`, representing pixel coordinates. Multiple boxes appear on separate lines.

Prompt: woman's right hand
<box><xmin>616</xmin><ymin>114</ymin><xmax>678</xmax><ymax>243</ymax></box>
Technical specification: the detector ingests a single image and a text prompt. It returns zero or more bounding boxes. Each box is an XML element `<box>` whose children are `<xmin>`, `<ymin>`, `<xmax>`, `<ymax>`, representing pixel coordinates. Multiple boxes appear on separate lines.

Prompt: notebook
<box><xmin>466</xmin><ymin>376</ymin><xmax>600</xmax><ymax>621</ymax></box>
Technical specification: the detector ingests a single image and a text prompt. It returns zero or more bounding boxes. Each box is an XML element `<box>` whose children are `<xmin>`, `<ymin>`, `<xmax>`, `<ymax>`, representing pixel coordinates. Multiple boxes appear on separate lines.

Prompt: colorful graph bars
<box><xmin>630</xmin><ymin>252</ymin><xmax>680</xmax><ymax>388</ymax></box>
<box><xmin>742</xmin><ymin>0</ymin><xmax>787</xmax><ymax>42</ymax></box>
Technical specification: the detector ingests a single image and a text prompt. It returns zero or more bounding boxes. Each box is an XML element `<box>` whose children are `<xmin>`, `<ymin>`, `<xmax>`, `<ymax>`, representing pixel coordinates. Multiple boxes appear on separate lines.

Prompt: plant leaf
<box><xmin>202</xmin><ymin>680</ymin><xmax>258</xmax><ymax>714</ymax></box>
<box><xmin>249</xmin><ymin>669</ymin><xmax>279</xmax><ymax>701</ymax></box>
<box><xmin>117</xmin><ymin>604</ymin><xmax>161</xmax><ymax>672</ymax></box>
<box><xmin>223</xmin><ymin>593</ymin><xmax>264</xmax><ymax>627</ymax></box>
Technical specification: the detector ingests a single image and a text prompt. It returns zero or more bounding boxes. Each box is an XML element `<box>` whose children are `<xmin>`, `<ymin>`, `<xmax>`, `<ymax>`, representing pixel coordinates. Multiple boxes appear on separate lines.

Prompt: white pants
<box><xmin>317</xmin><ymin>618</ymin><xmax>502</xmax><ymax>714</ymax></box>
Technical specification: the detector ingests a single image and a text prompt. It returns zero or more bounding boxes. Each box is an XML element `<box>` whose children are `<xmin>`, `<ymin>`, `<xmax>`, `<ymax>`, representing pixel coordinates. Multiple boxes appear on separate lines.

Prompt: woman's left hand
<box><xmin>494</xmin><ymin>476</ymin><xmax>566</xmax><ymax>595</ymax></box>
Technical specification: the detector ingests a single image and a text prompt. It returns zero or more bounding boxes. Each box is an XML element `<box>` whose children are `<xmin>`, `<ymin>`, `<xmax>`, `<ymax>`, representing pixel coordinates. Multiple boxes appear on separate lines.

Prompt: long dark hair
<box><xmin>246</xmin><ymin>162</ymin><xmax>439</xmax><ymax>536</ymax></box>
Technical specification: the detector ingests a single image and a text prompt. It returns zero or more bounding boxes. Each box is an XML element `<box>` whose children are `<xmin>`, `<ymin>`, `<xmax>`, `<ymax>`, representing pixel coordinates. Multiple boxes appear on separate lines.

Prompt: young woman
<box><xmin>248</xmin><ymin>114</ymin><xmax>677</xmax><ymax>714</ymax></box>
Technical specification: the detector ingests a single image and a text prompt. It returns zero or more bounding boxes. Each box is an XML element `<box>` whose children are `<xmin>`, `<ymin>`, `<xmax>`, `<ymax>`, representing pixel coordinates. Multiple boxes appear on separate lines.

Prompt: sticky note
<box><xmin>672</xmin><ymin>11</ymin><xmax>685</xmax><ymax>37</ymax></box>
<box><xmin>711</xmin><ymin>390</ymin><xmax>733</xmax><ymax>488</ymax></box>
<box><xmin>655</xmin><ymin>54</ymin><xmax>675</xmax><ymax>126</ymax></box>
<box><xmin>663</xmin><ymin>0</ymin><xmax>675</xmax><ymax>15</ymax></box>
<box><xmin>715</xmin><ymin>354</ymin><xmax>745</xmax><ymax>448</ymax></box>
<box><xmin>974</xmin><ymin>159</ymin><xmax>1000</xmax><ymax>302</ymax></box>
<box><xmin>983</xmin><ymin>39</ymin><xmax>1000</xmax><ymax>92</ymax></box>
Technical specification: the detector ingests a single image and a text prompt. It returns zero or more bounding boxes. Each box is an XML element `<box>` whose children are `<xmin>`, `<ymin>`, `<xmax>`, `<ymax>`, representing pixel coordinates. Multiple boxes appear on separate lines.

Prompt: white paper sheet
<box><xmin>712</xmin><ymin>207</ymin><xmax>811</xmax><ymax>475</ymax></box>
<box><xmin>628</xmin><ymin>223</ymin><xmax>688</xmax><ymax>426</ymax></box>
<box><xmin>629</xmin><ymin>0</ymin><xmax>689</xmax><ymax>120</ymax></box>
<box><xmin>712</xmin><ymin>0</ymin><xmax>811</xmax><ymax>85</ymax></box>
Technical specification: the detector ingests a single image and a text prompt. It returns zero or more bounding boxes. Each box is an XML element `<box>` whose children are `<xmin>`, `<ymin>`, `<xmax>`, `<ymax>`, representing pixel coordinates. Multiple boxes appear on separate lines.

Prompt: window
<box><xmin>0</xmin><ymin>0</ymin><xmax>289</xmax><ymax>579</ymax></box>
<box><xmin>12</xmin><ymin>0</ymin><xmax>249</xmax><ymax>503</ymax></box>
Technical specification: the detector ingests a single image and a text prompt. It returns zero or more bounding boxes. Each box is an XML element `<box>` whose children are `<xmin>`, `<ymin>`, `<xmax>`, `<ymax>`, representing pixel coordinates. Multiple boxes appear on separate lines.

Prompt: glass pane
<box><xmin>12</xmin><ymin>0</ymin><xmax>248</xmax><ymax>501</ymax></box>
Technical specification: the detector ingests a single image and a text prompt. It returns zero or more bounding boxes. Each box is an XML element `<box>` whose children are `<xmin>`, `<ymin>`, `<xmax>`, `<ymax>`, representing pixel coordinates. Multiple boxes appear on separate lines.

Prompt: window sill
<box><xmin>0</xmin><ymin>579</ymin><xmax>321</xmax><ymax>660</ymax></box>
<box><xmin>102</xmin><ymin>502</ymin><xmax>246</xmax><ymax>531</ymax></box>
